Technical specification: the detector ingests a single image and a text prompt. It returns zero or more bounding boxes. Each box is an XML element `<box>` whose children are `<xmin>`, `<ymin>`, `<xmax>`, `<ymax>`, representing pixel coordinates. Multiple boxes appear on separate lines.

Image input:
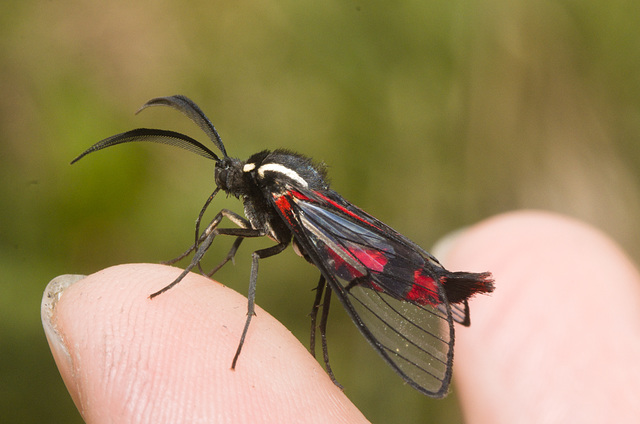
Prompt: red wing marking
<box><xmin>325</xmin><ymin>244</ymin><xmax>386</xmax><ymax>275</ymax></box>
<box><xmin>291</xmin><ymin>190</ymin><xmax>382</xmax><ymax>231</ymax></box>
<box><xmin>352</xmin><ymin>249</ymin><xmax>387</xmax><ymax>273</ymax></box>
<box><xmin>323</xmin><ymin>243</ymin><xmax>388</xmax><ymax>293</ymax></box>
<box><xmin>274</xmin><ymin>195</ymin><xmax>296</xmax><ymax>227</ymax></box>
<box><xmin>406</xmin><ymin>270</ymin><xmax>441</xmax><ymax>306</ymax></box>
<box><xmin>290</xmin><ymin>190</ymin><xmax>310</xmax><ymax>201</ymax></box>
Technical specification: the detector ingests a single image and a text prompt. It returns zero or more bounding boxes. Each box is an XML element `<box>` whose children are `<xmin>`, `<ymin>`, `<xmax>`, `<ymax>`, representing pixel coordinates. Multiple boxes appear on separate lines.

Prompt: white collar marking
<box><xmin>257</xmin><ymin>163</ymin><xmax>308</xmax><ymax>188</ymax></box>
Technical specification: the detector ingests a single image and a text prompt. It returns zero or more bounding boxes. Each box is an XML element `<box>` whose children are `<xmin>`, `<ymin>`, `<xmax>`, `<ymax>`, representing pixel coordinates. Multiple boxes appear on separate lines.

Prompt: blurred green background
<box><xmin>2</xmin><ymin>0</ymin><xmax>640</xmax><ymax>422</ymax></box>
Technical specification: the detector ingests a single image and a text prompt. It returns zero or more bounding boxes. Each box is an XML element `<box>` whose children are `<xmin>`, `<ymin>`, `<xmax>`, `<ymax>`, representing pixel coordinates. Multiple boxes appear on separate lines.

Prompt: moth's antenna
<box><xmin>139</xmin><ymin>95</ymin><xmax>228</xmax><ymax>158</ymax></box>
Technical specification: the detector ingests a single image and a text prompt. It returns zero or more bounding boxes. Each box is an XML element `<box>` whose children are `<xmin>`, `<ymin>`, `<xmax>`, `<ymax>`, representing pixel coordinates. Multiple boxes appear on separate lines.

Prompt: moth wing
<box><xmin>272</xmin><ymin>188</ymin><xmax>455</xmax><ymax>397</ymax></box>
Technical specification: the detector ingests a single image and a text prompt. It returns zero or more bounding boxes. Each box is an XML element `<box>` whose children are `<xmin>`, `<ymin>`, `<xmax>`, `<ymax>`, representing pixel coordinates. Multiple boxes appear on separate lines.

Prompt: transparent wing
<box><xmin>449</xmin><ymin>301</ymin><xmax>470</xmax><ymax>326</ymax></box>
<box><xmin>276</xmin><ymin>189</ymin><xmax>455</xmax><ymax>397</ymax></box>
<box><xmin>332</xmin><ymin>273</ymin><xmax>454</xmax><ymax>397</ymax></box>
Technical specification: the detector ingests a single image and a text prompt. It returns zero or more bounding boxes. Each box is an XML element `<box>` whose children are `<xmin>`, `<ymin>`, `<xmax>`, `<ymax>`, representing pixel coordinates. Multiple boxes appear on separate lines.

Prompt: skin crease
<box><xmin>42</xmin><ymin>210</ymin><xmax>640</xmax><ymax>423</ymax></box>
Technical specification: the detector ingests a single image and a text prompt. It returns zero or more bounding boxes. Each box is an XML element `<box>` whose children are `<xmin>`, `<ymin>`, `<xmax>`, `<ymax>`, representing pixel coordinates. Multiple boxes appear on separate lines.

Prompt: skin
<box><xmin>42</xmin><ymin>210</ymin><xmax>640</xmax><ymax>423</ymax></box>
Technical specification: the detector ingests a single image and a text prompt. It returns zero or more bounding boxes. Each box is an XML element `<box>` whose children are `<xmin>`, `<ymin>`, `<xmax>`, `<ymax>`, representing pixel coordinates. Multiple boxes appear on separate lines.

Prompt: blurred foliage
<box><xmin>2</xmin><ymin>0</ymin><xmax>640</xmax><ymax>422</ymax></box>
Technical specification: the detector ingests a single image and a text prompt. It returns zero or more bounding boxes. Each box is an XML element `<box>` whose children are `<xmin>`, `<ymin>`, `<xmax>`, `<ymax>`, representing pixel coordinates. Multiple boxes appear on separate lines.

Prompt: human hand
<box><xmin>42</xmin><ymin>211</ymin><xmax>640</xmax><ymax>423</ymax></box>
<box><xmin>42</xmin><ymin>263</ymin><xmax>368</xmax><ymax>423</ymax></box>
<box><xmin>443</xmin><ymin>210</ymin><xmax>640</xmax><ymax>423</ymax></box>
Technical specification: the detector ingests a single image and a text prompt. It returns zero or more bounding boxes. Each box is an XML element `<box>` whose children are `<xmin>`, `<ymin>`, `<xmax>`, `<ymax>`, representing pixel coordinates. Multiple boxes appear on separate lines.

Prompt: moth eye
<box><xmin>243</xmin><ymin>163</ymin><xmax>256</xmax><ymax>172</ymax></box>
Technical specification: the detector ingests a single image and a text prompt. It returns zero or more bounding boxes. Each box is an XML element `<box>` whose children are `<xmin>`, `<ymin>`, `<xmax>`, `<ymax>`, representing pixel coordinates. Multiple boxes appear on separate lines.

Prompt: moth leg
<box><xmin>149</xmin><ymin>209</ymin><xmax>262</xmax><ymax>299</ymax></box>
<box><xmin>231</xmin><ymin>241</ymin><xmax>289</xmax><ymax>369</ymax></box>
<box><xmin>206</xmin><ymin>236</ymin><xmax>244</xmax><ymax>277</ymax></box>
<box><xmin>163</xmin><ymin>187</ymin><xmax>222</xmax><ymax>266</ymax></box>
<box><xmin>309</xmin><ymin>275</ymin><xmax>327</xmax><ymax>358</ymax></box>
<box><xmin>199</xmin><ymin>209</ymin><xmax>251</xmax><ymax>276</ymax></box>
<box><xmin>318</xmin><ymin>284</ymin><xmax>343</xmax><ymax>389</ymax></box>
<box><xmin>161</xmin><ymin>208</ymin><xmax>250</xmax><ymax>270</ymax></box>
<box><xmin>161</xmin><ymin>235</ymin><xmax>206</xmax><ymax>265</ymax></box>
<box><xmin>162</xmin><ymin>218</ymin><xmax>219</xmax><ymax>265</ymax></box>
<box><xmin>150</xmin><ymin>229</ymin><xmax>218</xmax><ymax>299</ymax></box>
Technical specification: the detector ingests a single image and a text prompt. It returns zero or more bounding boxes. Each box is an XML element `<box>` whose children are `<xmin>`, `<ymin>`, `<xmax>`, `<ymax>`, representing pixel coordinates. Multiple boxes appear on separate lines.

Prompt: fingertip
<box><xmin>45</xmin><ymin>264</ymin><xmax>367</xmax><ymax>423</ymax></box>
<box><xmin>440</xmin><ymin>211</ymin><xmax>640</xmax><ymax>423</ymax></box>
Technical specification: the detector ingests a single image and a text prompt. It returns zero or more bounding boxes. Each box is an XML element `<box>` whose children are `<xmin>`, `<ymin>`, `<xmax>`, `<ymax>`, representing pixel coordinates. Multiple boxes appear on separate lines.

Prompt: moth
<box><xmin>72</xmin><ymin>95</ymin><xmax>494</xmax><ymax>397</ymax></box>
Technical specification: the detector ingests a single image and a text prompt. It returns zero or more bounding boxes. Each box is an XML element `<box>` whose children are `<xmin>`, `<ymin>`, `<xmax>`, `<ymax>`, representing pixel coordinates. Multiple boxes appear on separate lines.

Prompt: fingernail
<box><xmin>41</xmin><ymin>275</ymin><xmax>86</xmax><ymax>370</ymax></box>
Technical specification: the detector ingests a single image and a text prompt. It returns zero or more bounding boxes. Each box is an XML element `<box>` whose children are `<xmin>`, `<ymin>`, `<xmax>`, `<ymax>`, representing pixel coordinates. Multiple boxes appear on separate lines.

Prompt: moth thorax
<box><xmin>256</xmin><ymin>163</ymin><xmax>309</xmax><ymax>188</ymax></box>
